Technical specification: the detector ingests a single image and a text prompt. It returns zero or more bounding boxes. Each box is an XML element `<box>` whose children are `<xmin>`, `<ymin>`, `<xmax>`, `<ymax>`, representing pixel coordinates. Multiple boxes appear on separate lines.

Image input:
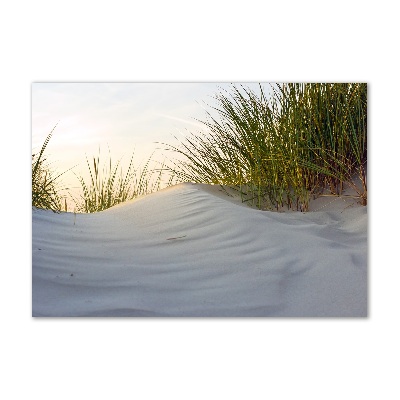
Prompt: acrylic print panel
<box><xmin>32</xmin><ymin>82</ymin><xmax>367</xmax><ymax>317</ymax></box>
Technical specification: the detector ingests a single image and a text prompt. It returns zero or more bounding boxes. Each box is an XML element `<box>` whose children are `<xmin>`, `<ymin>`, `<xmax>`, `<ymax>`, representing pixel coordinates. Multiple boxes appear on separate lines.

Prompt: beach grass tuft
<box><xmin>72</xmin><ymin>148</ymin><xmax>172</xmax><ymax>213</ymax></box>
<box><xmin>164</xmin><ymin>83</ymin><xmax>367</xmax><ymax>211</ymax></box>
<box><xmin>32</xmin><ymin>124</ymin><xmax>67</xmax><ymax>212</ymax></box>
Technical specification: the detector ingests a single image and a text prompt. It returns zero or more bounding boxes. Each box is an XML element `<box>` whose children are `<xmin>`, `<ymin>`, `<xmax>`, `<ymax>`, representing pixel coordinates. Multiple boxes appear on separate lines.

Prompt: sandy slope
<box><xmin>32</xmin><ymin>183</ymin><xmax>367</xmax><ymax>317</ymax></box>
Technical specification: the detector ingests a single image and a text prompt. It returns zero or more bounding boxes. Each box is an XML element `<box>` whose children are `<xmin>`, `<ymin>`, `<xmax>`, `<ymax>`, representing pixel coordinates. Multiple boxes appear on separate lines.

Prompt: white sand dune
<box><xmin>32</xmin><ymin>182</ymin><xmax>367</xmax><ymax>317</ymax></box>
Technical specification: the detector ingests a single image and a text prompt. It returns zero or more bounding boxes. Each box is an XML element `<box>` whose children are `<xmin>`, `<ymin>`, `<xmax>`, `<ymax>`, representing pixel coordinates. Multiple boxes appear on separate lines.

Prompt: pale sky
<box><xmin>32</xmin><ymin>82</ymin><xmax>269</xmax><ymax>198</ymax></box>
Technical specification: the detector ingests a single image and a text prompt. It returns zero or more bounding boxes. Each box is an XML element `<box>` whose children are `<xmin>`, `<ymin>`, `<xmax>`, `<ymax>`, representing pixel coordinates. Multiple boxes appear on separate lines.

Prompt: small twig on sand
<box><xmin>166</xmin><ymin>235</ymin><xmax>187</xmax><ymax>240</ymax></box>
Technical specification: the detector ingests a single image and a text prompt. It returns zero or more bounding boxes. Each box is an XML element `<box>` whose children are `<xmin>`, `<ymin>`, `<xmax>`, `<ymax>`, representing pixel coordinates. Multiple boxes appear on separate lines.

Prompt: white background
<box><xmin>2</xmin><ymin>1</ymin><xmax>399</xmax><ymax>399</ymax></box>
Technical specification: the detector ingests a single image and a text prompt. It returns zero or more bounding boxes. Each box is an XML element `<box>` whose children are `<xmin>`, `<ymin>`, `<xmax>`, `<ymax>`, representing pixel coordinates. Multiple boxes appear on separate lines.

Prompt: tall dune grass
<box><xmin>73</xmin><ymin>148</ymin><xmax>173</xmax><ymax>213</ymax></box>
<box><xmin>164</xmin><ymin>83</ymin><xmax>367</xmax><ymax>210</ymax></box>
<box><xmin>32</xmin><ymin>125</ymin><xmax>66</xmax><ymax>212</ymax></box>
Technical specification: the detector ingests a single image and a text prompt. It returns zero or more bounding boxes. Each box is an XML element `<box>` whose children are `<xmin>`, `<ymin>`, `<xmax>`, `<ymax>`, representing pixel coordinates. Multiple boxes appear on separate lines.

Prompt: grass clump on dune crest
<box><xmin>32</xmin><ymin>124</ymin><xmax>68</xmax><ymax>212</ymax></box>
<box><xmin>165</xmin><ymin>83</ymin><xmax>367</xmax><ymax>211</ymax></box>
<box><xmin>73</xmin><ymin>148</ymin><xmax>172</xmax><ymax>213</ymax></box>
